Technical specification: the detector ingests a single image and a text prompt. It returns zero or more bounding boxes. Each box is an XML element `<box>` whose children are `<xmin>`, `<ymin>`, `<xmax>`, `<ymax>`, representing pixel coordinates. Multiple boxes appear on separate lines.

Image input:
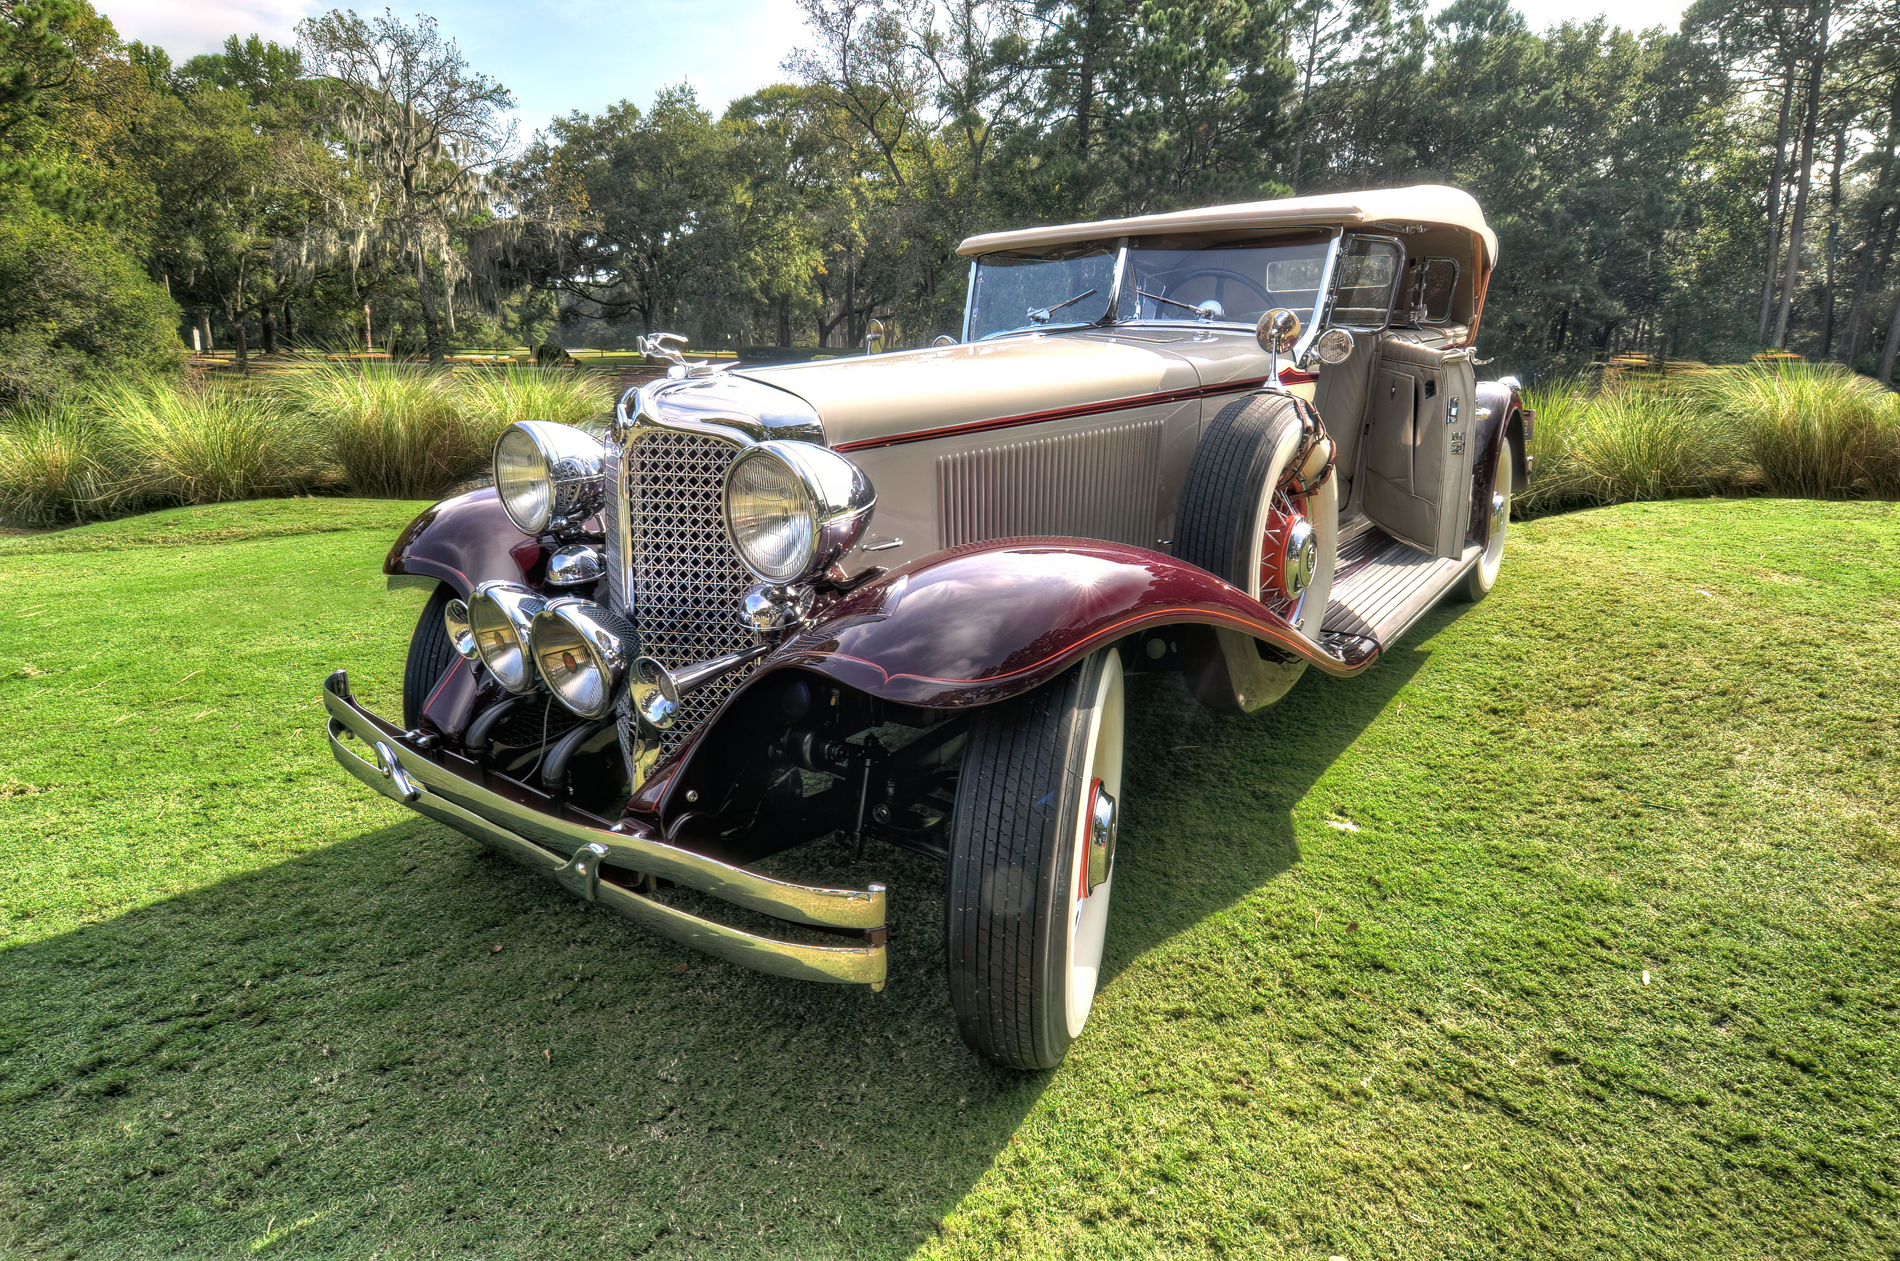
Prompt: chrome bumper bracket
<box><xmin>322</xmin><ymin>671</ymin><xmax>887</xmax><ymax>989</ymax></box>
<box><xmin>554</xmin><ymin>842</ymin><xmax>609</xmax><ymax>902</ymax></box>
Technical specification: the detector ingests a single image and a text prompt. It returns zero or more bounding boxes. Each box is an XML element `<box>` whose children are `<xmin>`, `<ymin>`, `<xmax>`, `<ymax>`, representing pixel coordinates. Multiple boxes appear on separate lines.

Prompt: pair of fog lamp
<box><xmin>439</xmin><ymin>420</ymin><xmax>875</xmax><ymax>724</ymax></box>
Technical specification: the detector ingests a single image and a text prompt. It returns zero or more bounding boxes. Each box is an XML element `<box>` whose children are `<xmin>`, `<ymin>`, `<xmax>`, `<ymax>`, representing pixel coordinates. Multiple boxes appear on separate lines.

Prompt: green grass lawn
<box><xmin>1</xmin><ymin>497</ymin><xmax>1895</xmax><ymax>1259</ymax></box>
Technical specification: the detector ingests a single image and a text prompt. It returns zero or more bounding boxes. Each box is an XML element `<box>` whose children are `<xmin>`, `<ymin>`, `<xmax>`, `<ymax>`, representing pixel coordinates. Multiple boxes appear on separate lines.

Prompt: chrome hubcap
<box><xmin>1087</xmin><ymin>784</ymin><xmax>1117</xmax><ymax>893</ymax></box>
<box><xmin>1280</xmin><ymin>517</ymin><xmax>1318</xmax><ymax>600</ymax></box>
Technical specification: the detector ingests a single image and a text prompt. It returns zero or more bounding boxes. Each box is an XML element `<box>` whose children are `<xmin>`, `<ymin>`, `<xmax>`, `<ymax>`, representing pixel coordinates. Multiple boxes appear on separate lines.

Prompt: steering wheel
<box><xmin>1152</xmin><ymin>268</ymin><xmax>1275</xmax><ymax>315</ymax></box>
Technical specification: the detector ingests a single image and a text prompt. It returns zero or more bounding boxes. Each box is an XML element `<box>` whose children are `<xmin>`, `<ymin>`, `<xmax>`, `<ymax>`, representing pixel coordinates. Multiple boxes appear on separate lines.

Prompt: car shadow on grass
<box><xmin>1102</xmin><ymin>620</ymin><xmax>1432</xmax><ymax>988</ymax></box>
<box><xmin>0</xmin><ymin>628</ymin><xmax>1432</xmax><ymax>1260</ymax></box>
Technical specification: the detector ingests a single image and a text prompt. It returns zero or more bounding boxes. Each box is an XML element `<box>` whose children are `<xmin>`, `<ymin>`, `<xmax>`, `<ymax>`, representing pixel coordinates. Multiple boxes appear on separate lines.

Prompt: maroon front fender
<box><xmin>384</xmin><ymin>487</ymin><xmax>541</xmax><ymax>598</ymax></box>
<box><xmin>770</xmin><ymin>537</ymin><xmax>1361</xmax><ymax>710</ymax></box>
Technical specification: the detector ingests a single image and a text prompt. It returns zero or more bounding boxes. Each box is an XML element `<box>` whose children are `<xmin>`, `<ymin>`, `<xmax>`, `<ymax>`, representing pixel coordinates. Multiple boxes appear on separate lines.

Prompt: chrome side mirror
<box><xmin>932</xmin><ymin>334</ymin><xmax>956</xmax><ymax>347</ymax></box>
<box><xmin>1257</xmin><ymin>308</ymin><xmax>1302</xmax><ymax>382</ymax></box>
<box><xmin>863</xmin><ymin>319</ymin><xmax>885</xmax><ymax>355</ymax></box>
<box><xmin>1256</xmin><ymin>308</ymin><xmax>1301</xmax><ymax>354</ymax></box>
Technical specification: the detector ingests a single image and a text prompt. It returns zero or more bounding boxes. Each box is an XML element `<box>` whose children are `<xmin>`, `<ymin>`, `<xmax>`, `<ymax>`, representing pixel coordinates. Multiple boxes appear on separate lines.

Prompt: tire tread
<box><xmin>946</xmin><ymin>665</ymin><xmax>1089</xmax><ymax>1069</ymax></box>
<box><xmin>402</xmin><ymin>584</ymin><xmax>458</xmax><ymax>730</ymax></box>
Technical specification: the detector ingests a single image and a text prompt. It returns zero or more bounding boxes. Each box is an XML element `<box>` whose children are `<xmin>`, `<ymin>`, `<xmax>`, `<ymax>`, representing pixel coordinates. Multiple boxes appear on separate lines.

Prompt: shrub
<box><xmin>1518</xmin><ymin>376</ymin><xmax>1742</xmax><ymax>514</ymax></box>
<box><xmin>270</xmin><ymin>363</ymin><xmax>614</xmax><ymax>499</ymax></box>
<box><xmin>0</xmin><ymin>207</ymin><xmax>185</xmax><ymax>408</ymax></box>
<box><xmin>451</xmin><ymin>366</ymin><xmax>614</xmax><ymax>432</ymax></box>
<box><xmin>272</xmin><ymin>364</ymin><xmax>470</xmax><ymax>498</ymax></box>
<box><xmin>0</xmin><ymin>402</ymin><xmax>128</xmax><ymax>527</ymax></box>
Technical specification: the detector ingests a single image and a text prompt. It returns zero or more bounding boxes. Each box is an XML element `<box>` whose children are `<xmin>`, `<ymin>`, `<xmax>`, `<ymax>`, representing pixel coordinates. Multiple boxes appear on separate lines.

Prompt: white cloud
<box><xmin>106</xmin><ymin>0</ymin><xmax>313</xmax><ymax>59</ymax></box>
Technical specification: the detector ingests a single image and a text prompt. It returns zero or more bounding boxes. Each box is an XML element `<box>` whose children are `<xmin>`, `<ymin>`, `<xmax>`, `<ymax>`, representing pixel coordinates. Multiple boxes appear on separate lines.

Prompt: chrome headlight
<box><xmin>493</xmin><ymin>421</ymin><xmax>610</xmax><ymax>535</ymax></box>
<box><xmin>722</xmin><ymin>441</ymin><xmax>874</xmax><ymax>584</ymax></box>
<box><xmin>528</xmin><ymin>598</ymin><xmax>634</xmax><ymax>719</ymax></box>
<box><xmin>466</xmin><ymin>581</ymin><xmax>547</xmax><ymax>693</ymax></box>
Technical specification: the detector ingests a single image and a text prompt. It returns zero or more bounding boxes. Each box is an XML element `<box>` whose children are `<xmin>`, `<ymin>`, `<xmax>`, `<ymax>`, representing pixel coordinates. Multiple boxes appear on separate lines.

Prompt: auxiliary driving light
<box><xmin>528</xmin><ymin>598</ymin><xmax>635</xmax><ymax>720</ymax></box>
<box><xmin>466</xmin><ymin>581</ymin><xmax>548</xmax><ymax>693</ymax></box>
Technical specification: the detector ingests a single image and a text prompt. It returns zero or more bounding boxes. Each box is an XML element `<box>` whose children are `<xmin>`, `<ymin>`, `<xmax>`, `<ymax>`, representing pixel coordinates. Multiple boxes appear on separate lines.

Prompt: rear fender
<box><xmin>1472</xmin><ymin>382</ymin><xmax>1526</xmax><ymax>545</ymax></box>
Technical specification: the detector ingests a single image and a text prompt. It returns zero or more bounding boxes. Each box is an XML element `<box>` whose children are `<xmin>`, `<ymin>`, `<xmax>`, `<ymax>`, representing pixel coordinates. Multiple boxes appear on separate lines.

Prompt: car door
<box><xmin>1361</xmin><ymin>336</ymin><xmax>1477</xmax><ymax>559</ymax></box>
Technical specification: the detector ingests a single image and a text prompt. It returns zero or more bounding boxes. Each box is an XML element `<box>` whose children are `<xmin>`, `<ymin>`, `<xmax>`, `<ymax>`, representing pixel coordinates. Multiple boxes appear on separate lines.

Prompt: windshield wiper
<box><xmin>1138</xmin><ymin>290</ymin><xmax>1224</xmax><ymax>321</ymax></box>
<box><xmin>1028</xmin><ymin>287</ymin><xmax>1099</xmax><ymax>325</ymax></box>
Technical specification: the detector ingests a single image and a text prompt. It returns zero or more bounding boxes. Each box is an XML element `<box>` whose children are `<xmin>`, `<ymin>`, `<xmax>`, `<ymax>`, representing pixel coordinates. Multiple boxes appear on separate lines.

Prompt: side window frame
<box><xmin>1408</xmin><ymin>257</ymin><xmax>1461</xmax><ymax>325</ymax></box>
<box><xmin>1327</xmin><ymin>234</ymin><xmax>1405</xmax><ymax>330</ymax></box>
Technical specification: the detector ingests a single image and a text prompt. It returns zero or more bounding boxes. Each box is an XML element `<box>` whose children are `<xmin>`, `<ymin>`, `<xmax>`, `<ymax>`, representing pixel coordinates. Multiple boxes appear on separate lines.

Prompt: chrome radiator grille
<box><xmin>609</xmin><ymin>428</ymin><xmax>758</xmax><ymax>753</ymax></box>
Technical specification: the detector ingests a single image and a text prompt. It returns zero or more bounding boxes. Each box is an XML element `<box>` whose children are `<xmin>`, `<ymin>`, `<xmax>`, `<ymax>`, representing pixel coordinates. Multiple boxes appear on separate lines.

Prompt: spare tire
<box><xmin>1173</xmin><ymin>391</ymin><xmax>1337</xmax><ymax>636</ymax></box>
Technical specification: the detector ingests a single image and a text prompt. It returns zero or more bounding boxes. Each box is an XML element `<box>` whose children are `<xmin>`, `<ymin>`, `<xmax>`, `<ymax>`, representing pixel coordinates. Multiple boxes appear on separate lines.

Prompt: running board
<box><xmin>1318</xmin><ymin>529</ymin><xmax>1481</xmax><ymax>659</ymax></box>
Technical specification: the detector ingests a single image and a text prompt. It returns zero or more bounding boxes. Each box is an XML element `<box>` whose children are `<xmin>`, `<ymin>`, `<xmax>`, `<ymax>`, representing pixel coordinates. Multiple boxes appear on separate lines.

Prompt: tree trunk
<box><xmin>282</xmin><ymin>299</ymin><xmax>295</xmax><ymax>344</ymax></box>
<box><xmin>777</xmin><ymin>295</ymin><xmax>790</xmax><ymax>347</ymax></box>
<box><xmin>1772</xmin><ymin>2</ymin><xmax>1831</xmax><ymax>351</ymax></box>
<box><xmin>1847</xmin><ymin>67</ymin><xmax>1900</xmax><ymax>368</ymax></box>
<box><xmin>1819</xmin><ymin>122</ymin><xmax>1847</xmax><ymax>358</ymax></box>
<box><xmin>1758</xmin><ymin>49</ymin><xmax>1799</xmax><ymax>344</ymax></box>
<box><xmin>1288</xmin><ymin>5</ymin><xmax>1324</xmax><ymax>193</ymax></box>
<box><xmin>1075</xmin><ymin>0</ymin><xmax>1101</xmax><ymax>159</ymax></box>
<box><xmin>197</xmin><ymin>309</ymin><xmax>213</xmax><ymax>353</ymax></box>
<box><xmin>231</xmin><ymin>312</ymin><xmax>249</xmax><ymax>369</ymax></box>
<box><xmin>414</xmin><ymin>254</ymin><xmax>447</xmax><ymax>368</ymax></box>
<box><xmin>1880</xmin><ymin>297</ymin><xmax>1900</xmax><ymax>389</ymax></box>
<box><xmin>261</xmin><ymin>308</ymin><xmax>278</xmax><ymax>356</ymax></box>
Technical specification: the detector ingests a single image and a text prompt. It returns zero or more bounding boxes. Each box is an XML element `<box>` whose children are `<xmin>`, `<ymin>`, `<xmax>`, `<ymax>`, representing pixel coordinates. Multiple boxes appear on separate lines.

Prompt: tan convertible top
<box><xmin>957</xmin><ymin>184</ymin><xmax>1497</xmax><ymax>267</ymax></box>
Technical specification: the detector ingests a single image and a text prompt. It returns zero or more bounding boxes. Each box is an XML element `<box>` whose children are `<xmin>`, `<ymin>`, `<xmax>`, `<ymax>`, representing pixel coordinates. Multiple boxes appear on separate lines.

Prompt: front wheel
<box><xmin>403</xmin><ymin>583</ymin><xmax>460</xmax><ymax>729</ymax></box>
<box><xmin>945</xmin><ymin>649</ymin><xmax>1125</xmax><ymax>1069</ymax></box>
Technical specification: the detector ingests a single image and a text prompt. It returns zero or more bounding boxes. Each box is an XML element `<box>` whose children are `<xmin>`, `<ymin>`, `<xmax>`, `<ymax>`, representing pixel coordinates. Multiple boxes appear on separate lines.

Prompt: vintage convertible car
<box><xmin>324</xmin><ymin>184</ymin><xmax>1533</xmax><ymax>1069</ymax></box>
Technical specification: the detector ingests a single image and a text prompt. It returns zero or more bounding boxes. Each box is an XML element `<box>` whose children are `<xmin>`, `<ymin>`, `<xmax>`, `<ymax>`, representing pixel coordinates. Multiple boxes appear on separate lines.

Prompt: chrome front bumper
<box><xmin>321</xmin><ymin>671</ymin><xmax>887</xmax><ymax>988</ymax></box>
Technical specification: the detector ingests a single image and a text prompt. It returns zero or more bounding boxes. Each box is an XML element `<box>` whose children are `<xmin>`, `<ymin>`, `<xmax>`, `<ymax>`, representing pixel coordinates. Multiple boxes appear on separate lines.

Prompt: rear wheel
<box><xmin>1459</xmin><ymin>434</ymin><xmax>1514</xmax><ymax>602</ymax></box>
<box><xmin>945</xmin><ymin>649</ymin><xmax>1125</xmax><ymax>1070</ymax></box>
<box><xmin>403</xmin><ymin>584</ymin><xmax>460</xmax><ymax>729</ymax></box>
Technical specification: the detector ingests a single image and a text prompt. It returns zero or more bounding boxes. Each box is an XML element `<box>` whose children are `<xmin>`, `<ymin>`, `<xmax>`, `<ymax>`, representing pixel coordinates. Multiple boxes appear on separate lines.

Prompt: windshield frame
<box><xmin>963</xmin><ymin>231</ymin><xmax>1345</xmax><ymax>362</ymax></box>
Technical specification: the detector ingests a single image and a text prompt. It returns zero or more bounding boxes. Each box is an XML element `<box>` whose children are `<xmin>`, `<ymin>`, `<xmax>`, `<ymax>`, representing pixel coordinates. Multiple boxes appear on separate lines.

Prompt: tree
<box><xmin>144</xmin><ymin>68</ymin><xmax>342</xmax><ymax>366</ymax></box>
<box><xmin>0</xmin><ymin>203</ymin><xmax>182</xmax><ymax>405</ymax></box>
<box><xmin>296</xmin><ymin>9</ymin><xmax>515</xmax><ymax>367</ymax></box>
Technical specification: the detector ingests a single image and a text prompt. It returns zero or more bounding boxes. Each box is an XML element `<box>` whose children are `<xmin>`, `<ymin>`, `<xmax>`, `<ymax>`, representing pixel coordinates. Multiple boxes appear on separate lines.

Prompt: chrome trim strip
<box><xmin>322</xmin><ymin>671</ymin><xmax>888</xmax><ymax>949</ymax></box>
<box><xmin>1297</xmin><ymin>230</ymin><xmax>1343</xmax><ymax>364</ymax></box>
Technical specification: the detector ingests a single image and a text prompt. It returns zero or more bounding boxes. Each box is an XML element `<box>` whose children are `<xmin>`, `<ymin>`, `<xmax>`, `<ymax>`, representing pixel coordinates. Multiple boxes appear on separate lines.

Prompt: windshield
<box><xmin>1120</xmin><ymin>241</ymin><xmax>1330</xmax><ymax>328</ymax></box>
<box><xmin>967</xmin><ymin>246</ymin><xmax>1118</xmax><ymax>339</ymax></box>
<box><xmin>967</xmin><ymin>238</ymin><xmax>1336</xmax><ymax>340</ymax></box>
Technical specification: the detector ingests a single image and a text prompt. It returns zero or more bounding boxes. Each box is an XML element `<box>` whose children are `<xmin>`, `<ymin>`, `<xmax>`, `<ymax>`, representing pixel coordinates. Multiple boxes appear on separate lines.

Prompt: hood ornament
<box><xmin>639</xmin><ymin>331</ymin><xmax>725</xmax><ymax>379</ymax></box>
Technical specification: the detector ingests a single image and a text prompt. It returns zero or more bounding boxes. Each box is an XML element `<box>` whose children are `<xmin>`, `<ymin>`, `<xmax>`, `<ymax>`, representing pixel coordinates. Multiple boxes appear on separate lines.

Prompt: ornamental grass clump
<box><xmin>96</xmin><ymin>378</ymin><xmax>332</xmax><ymax>507</ymax></box>
<box><xmin>274</xmin><ymin>363</ymin><xmax>472</xmax><ymax>499</ymax></box>
<box><xmin>1519</xmin><ymin>374</ymin><xmax>1747</xmax><ymax>514</ymax></box>
<box><xmin>0</xmin><ymin>402</ymin><xmax>129</xmax><ymax>527</ymax></box>
<box><xmin>1684</xmin><ymin>360</ymin><xmax>1900</xmax><ymax>499</ymax></box>
<box><xmin>451</xmin><ymin>365</ymin><xmax>614</xmax><ymax>434</ymax></box>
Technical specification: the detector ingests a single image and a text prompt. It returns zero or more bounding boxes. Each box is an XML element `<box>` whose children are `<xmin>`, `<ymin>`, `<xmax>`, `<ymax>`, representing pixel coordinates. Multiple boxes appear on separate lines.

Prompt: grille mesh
<box><xmin>615</xmin><ymin>429</ymin><xmax>758</xmax><ymax>753</ymax></box>
<box><xmin>936</xmin><ymin>416</ymin><xmax>1164</xmax><ymax>548</ymax></box>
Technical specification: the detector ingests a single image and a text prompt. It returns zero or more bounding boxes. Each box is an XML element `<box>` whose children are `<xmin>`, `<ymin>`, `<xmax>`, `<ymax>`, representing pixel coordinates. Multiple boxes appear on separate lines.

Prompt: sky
<box><xmin>111</xmin><ymin>0</ymin><xmax>1689</xmax><ymax>139</ymax></box>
